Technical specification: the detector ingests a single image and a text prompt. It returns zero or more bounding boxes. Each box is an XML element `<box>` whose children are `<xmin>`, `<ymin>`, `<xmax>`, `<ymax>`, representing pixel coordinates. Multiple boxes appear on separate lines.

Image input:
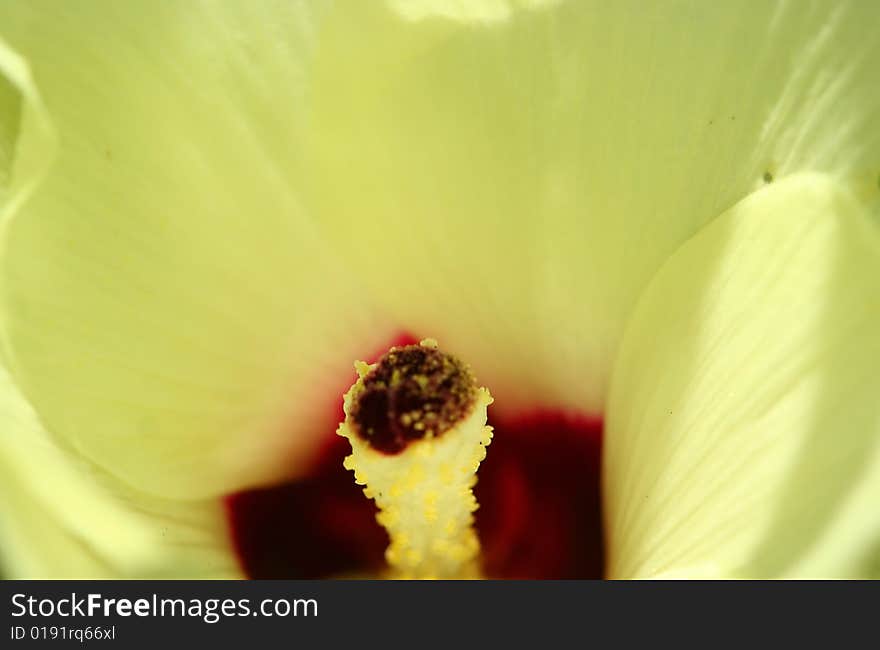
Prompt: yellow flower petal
<box><xmin>0</xmin><ymin>361</ymin><xmax>239</xmax><ymax>578</ymax></box>
<box><xmin>0</xmin><ymin>35</ymin><xmax>54</xmax><ymax>234</ymax></box>
<box><xmin>0</xmin><ymin>2</ymin><xmax>394</xmax><ymax>499</ymax></box>
<box><xmin>387</xmin><ymin>0</ymin><xmax>561</xmax><ymax>24</ymax></box>
<box><xmin>605</xmin><ymin>173</ymin><xmax>880</xmax><ymax>579</ymax></box>
<box><xmin>306</xmin><ymin>1</ymin><xmax>880</xmax><ymax>417</ymax></box>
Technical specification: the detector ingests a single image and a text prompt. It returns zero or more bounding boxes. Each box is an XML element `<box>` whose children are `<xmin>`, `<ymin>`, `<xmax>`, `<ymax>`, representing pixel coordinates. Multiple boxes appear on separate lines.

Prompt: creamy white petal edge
<box><xmin>0</xmin><ymin>2</ymin><xmax>396</xmax><ymax>499</ymax></box>
<box><xmin>0</xmin><ymin>38</ymin><xmax>54</xmax><ymax>237</ymax></box>
<box><xmin>0</xmin><ymin>362</ymin><xmax>239</xmax><ymax>578</ymax></box>
<box><xmin>605</xmin><ymin>173</ymin><xmax>880</xmax><ymax>579</ymax></box>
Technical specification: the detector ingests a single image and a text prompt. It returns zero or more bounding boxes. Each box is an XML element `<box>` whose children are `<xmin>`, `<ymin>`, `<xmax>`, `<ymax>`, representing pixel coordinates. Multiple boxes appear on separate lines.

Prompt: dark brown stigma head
<box><xmin>349</xmin><ymin>344</ymin><xmax>478</xmax><ymax>454</ymax></box>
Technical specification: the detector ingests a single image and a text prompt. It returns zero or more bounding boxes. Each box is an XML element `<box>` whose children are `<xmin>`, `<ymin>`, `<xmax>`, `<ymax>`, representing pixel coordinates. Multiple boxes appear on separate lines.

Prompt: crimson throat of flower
<box><xmin>226</xmin><ymin>333</ymin><xmax>604</xmax><ymax>579</ymax></box>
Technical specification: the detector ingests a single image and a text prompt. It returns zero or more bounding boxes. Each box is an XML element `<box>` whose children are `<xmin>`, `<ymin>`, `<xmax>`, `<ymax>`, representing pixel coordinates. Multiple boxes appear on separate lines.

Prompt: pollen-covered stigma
<box><xmin>337</xmin><ymin>339</ymin><xmax>494</xmax><ymax>579</ymax></box>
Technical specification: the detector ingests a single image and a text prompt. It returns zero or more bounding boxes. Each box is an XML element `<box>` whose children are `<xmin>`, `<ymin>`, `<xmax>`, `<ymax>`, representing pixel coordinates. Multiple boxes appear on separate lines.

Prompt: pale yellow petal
<box><xmin>306</xmin><ymin>1</ymin><xmax>880</xmax><ymax>417</ymax></box>
<box><xmin>0</xmin><ymin>2</ymin><xmax>394</xmax><ymax>499</ymax></box>
<box><xmin>0</xmin><ymin>362</ymin><xmax>239</xmax><ymax>578</ymax></box>
<box><xmin>605</xmin><ymin>173</ymin><xmax>880</xmax><ymax>579</ymax></box>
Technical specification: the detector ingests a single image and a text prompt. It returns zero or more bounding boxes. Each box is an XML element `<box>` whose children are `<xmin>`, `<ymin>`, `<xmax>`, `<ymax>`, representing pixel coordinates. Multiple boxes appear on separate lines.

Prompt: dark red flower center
<box><xmin>225</xmin><ymin>334</ymin><xmax>604</xmax><ymax>579</ymax></box>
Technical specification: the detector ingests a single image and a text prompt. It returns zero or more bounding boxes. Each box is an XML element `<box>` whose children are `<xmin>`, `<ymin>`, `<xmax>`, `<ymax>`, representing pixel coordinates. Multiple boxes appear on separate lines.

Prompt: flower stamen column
<box><xmin>337</xmin><ymin>339</ymin><xmax>493</xmax><ymax>579</ymax></box>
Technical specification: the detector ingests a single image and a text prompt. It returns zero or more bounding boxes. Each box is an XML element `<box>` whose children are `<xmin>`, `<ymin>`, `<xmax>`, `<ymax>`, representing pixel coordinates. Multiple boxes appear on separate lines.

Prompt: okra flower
<box><xmin>0</xmin><ymin>1</ymin><xmax>878</xmax><ymax>579</ymax></box>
